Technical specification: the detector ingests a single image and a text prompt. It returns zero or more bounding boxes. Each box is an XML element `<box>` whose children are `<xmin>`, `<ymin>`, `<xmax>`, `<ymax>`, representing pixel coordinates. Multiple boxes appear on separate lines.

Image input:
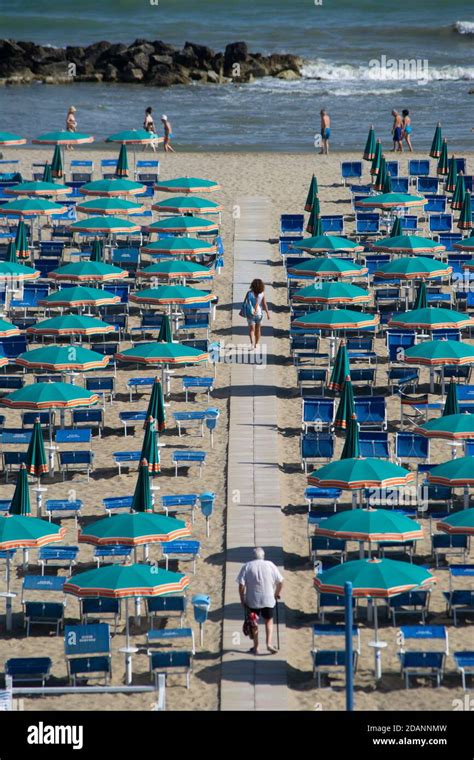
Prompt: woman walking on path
<box><xmin>241</xmin><ymin>278</ymin><xmax>270</xmax><ymax>348</ymax></box>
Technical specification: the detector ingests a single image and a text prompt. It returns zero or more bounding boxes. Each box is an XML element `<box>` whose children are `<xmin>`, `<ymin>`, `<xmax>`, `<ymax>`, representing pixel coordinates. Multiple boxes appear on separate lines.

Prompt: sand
<box><xmin>1</xmin><ymin>148</ymin><xmax>472</xmax><ymax>711</ymax></box>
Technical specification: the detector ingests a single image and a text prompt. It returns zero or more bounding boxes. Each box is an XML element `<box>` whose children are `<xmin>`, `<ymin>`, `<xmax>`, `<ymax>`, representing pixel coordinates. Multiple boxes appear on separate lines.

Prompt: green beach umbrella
<box><xmin>25</xmin><ymin>419</ymin><xmax>48</xmax><ymax>478</ymax></box>
<box><xmin>38</xmin><ymin>286</ymin><xmax>120</xmax><ymax>309</ymax></box>
<box><xmin>451</xmin><ymin>173</ymin><xmax>466</xmax><ymax>211</ymax></box>
<box><xmin>0</xmin><ymin>198</ymin><xmax>67</xmax><ymax>216</ymax></box>
<box><xmin>1</xmin><ymin>381</ymin><xmax>99</xmax><ymax>410</ymax></box>
<box><xmin>403</xmin><ymin>340</ymin><xmax>474</xmax><ymax>367</ymax></box>
<box><xmin>443</xmin><ymin>379</ymin><xmax>460</xmax><ymax>417</ymax></box>
<box><xmin>355</xmin><ymin>193</ymin><xmax>426</xmax><ymax>210</ymax></box>
<box><xmin>0</xmin><ymin>318</ymin><xmax>19</xmax><ymax>339</ymax></box>
<box><xmin>129</xmin><ymin>285</ymin><xmax>213</xmax><ymax>306</ymax></box>
<box><xmin>0</xmin><ymin>261</ymin><xmax>39</xmax><ymax>281</ymax></box>
<box><xmin>42</xmin><ymin>164</ymin><xmax>53</xmax><ymax>183</ymax></box>
<box><xmin>16</xmin><ymin>345</ymin><xmax>110</xmax><ymax>372</ymax></box>
<box><xmin>0</xmin><ymin>132</ymin><xmax>26</xmax><ymax>146</ymax></box>
<box><xmin>445</xmin><ymin>156</ymin><xmax>457</xmax><ymax>193</ymax></box>
<box><xmin>304</xmin><ymin>174</ymin><xmax>319</xmax><ymax>211</ymax></box>
<box><xmin>382</xmin><ymin>169</ymin><xmax>392</xmax><ymax>194</ymax></box>
<box><xmin>115</xmin><ymin>342</ymin><xmax>208</xmax><ymax>366</ymax></box>
<box><xmin>0</xmin><ymin>514</ymin><xmax>65</xmax><ymax>550</ymax></box>
<box><xmin>458</xmin><ymin>191</ymin><xmax>472</xmax><ymax>231</ymax></box>
<box><xmin>291</xmin><ymin>235</ymin><xmax>364</xmax><ymax>254</ymax></box>
<box><xmin>50</xmin><ymin>261</ymin><xmax>128</xmax><ymax>282</ymax></box>
<box><xmin>14</xmin><ymin>219</ymin><xmax>29</xmax><ymax>258</ymax></box>
<box><xmin>306</xmin><ymin>203</ymin><xmax>322</xmax><ymax>236</ymax></box>
<box><xmin>76</xmin><ymin>198</ymin><xmax>145</xmax><ymax>216</ymax></box>
<box><xmin>428</xmin><ymin>457</ymin><xmax>474</xmax><ymax>488</ymax></box>
<box><xmin>5</xmin><ymin>181</ymin><xmax>69</xmax><ymax>198</ymax></box>
<box><xmin>288</xmin><ymin>257</ymin><xmax>368</xmax><ymax>279</ymax></box>
<box><xmin>78</xmin><ymin>512</ymin><xmax>190</xmax><ymax>547</ymax></box>
<box><xmin>33</xmin><ymin>131</ymin><xmax>94</xmax><ymax>146</ymax></box>
<box><xmin>90</xmin><ymin>239</ymin><xmax>104</xmax><ymax>262</ymax></box>
<box><xmin>147</xmin><ymin>215</ymin><xmax>218</xmax><ymax>235</ymax></box>
<box><xmin>314</xmin><ymin>557</ymin><xmax>433</xmax><ymax>597</ymax></box>
<box><xmin>155</xmin><ymin>177</ymin><xmax>220</xmax><ymax>194</ymax></box>
<box><xmin>314</xmin><ymin>509</ymin><xmax>423</xmax><ymax>543</ymax></box>
<box><xmin>115</xmin><ymin>144</ymin><xmax>129</xmax><ymax>178</ymax></box>
<box><xmin>157</xmin><ymin>314</ymin><xmax>173</xmax><ymax>344</ymax></box>
<box><xmin>363</xmin><ymin>125</ymin><xmax>376</xmax><ymax>161</ymax></box>
<box><xmin>70</xmin><ymin>217</ymin><xmax>140</xmax><ymax>234</ymax></box>
<box><xmin>388</xmin><ymin>307</ymin><xmax>474</xmax><ymax>331</ymax></box>
<box><xmin>140</xmin><ymin>418</ymin><xmax>161</xmax><ymax>473</ymax></box>
<box><xmin>51</xmin><ymin>145</ymin><xmax>63</xmax><ymax>179</ymax></box>
<box><xmin>141</xmin><ymin>237</ymin><xmax>217</xmax><ymax>257</ymax></box>
<box><xmin>413</xmin><ymin>281</ymin><xmax>427</xmax><ymax>310</ymax></box>
<box><xmin>10</xmin><ymin>464</ymin><xmax>32</xmax><ymax>517</ymax></box>
<box><xmin>341</xmin><ymin>415</ymin><xmax>360</xmax><ymax>460</ymax></box>
<box><xmin>437</xmin><ymin>139</ymin><xmax>449</xmax><ymax>176</ymax></box>
<box><xmin>430</xmin><ymin>123</ymin><xmax>443</xmax><ymax>158</ymax></box>
<box><xmin>371</xmin><ymin>234</ymin><xmax>445</xmax><ymax>254</ymax></box>
<box><xmin>106</xmin><ymin>129</ymin><xmax>161</xmax><ymax>145</ymax></box>
<box><xmin>415</xmin><ymin>413</ymin><xmax>474</xmax><ymax>441</ymax></box>
<box><xmin>131</xmin><ymin>459</ymin><xmax>153</xmax><ymax>513</ymax></box>
<box><xmin>370</xmin><ymin>139</ymin><xmax>382</xmax><ymax>176</ymax></box>
<box><xmin>27</xmin><ymin>314</ymin><xmax>116</xmax><ymax>337</ymax></box>
<box><xmin>389</xmin><ymin>217</ymin><xmax>402</xmax><ymax>238</ymax></box>
<box><xmin>334</xmin><ymin>375</ymin><xmax>355</xmax><ymax>430</ymax></box>
<box><xmin>292</xmin><ymin>308</ymin><xmax>379</xmax><ymax>331</ymax></box>
<box><xmin>374</xmin><ymin>156</ymin><xmax>387</xmax><ymax>192</ymax></box>
<box><xmin>152</xmin><ymin>196</ymin><xmax>222</xmax><ymax>214</ymax></box>
<box><xmin>292</xmin><ymin>281</ymin><xmax>370</xmax><ymax>305</ymax></box>
<box><xmin>437</xmin><ymin>508</ymin><xmax>474</xmax><ymax>535</ymax></box>
<box><xmin>373</xmin><ymin>256</ymin><xmax>452</xmax><ymax>280</ymax></box>
<box><xmin>145</xmin><ymin>379</ymin><xmax>166</xmax><ymax>431</ymax></box>
<box><xmin>79</xmin><ymin>179</ymin><xmax>145</xmax><ymax>197</ymax></box>
<box><xmin>136</xmin><ymin>260</ymin><xmax>213</xmax><ymax>281</ymax></box>
<box><xmin>328</xmin><ymin>341</ymin><xmax>350</xmax><ymax>392</ymax></box>
<box><xmin>5</xmin><ymin>242</ymin><xmax>17</xmax><ymax>264</ymax></box>
<box><xmin>308</xmin><ymin>458</ymin><xmax>414</xmax><ymax>490</ymax></box>
<box><xmin>454</xmin><ymin>231</ymin><xmax>474</xmax><ymax>252</ymax></box>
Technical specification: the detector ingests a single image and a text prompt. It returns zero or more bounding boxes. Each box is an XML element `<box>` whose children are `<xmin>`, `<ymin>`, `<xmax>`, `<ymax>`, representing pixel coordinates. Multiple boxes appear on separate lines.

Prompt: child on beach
<box><xmin>161</xmin><ymin>115</ymin><xmax>175</xmax><ymax>153</ymax></box>
<box><xmin>240</xmin><ymin>278</ymin><xmax>270</xmax><ymax>349</ymax></box>
<box><xmin>402</xmin><ymin>109</ymin><xmax>413</xmax><ymax>152</ymax></box>
<box><xmin>319</xmin><ymin>109</ymin><xmax>330</xmax><ymax>155</ymax></box>
<box><xmin>65</xmin><ymin>106</ymin><xmax>77</xmax><ymax>150</ymax></box>
<box><xmin>391</xmin><ymin>109</ymin><xmax>403</xmax><ymax>152</ymax></box>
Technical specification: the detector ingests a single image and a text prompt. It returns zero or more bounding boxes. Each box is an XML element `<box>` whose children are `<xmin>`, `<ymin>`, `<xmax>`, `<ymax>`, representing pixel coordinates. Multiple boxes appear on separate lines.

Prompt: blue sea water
<box><xmin>0</xmin><ymin>0</ymin><xmax>473</xmax><ymax>151</ymax></box>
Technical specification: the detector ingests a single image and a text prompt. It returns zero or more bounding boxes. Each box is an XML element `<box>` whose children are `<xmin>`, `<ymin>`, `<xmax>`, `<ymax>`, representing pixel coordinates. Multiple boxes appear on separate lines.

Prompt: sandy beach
<box><xmin>1</xmin><ymin>148</ymin><xmax>473</xmax><ymax>711</ymax></box>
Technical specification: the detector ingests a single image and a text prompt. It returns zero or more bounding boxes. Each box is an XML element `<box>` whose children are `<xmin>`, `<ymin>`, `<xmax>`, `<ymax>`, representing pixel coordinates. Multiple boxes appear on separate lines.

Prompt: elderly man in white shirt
<box><xmin>237</xmin><ymin>547</ymin><xmax>283</xmax><ymax>654</ymax></box>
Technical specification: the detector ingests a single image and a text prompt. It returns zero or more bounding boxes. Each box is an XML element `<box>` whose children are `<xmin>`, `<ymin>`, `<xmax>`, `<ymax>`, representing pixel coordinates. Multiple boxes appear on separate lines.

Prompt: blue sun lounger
<box><xmin>147</xmin><ymin>596</ymin><xmax>187</xmax><ymax>629</ymax></box>
<box><xmin>127</xmin><ymin>377</ymin><xmax>155</xmax><ymax>401</ymax></box>
<box><xmin>119</xmin><ymin>410</ymin><xmax>147</xmax><ymax>436</ymax></box>
<box><xmin>442</xmin><ymin>565</ymin><xmax>474</xmax><ymax>626</ymax></box>
<box><xmin>102</xmin><ymin>495</ymin><xmax>133</xmax><ymax>515</ymax></box>
<box><xmin>149</xmin><ymin>650</ymin><xmax>193</xmax><ymax>689</ymax></box>
<box><xmin>45</xmin><ymin>499</ymin><xmax>83</xmax><ymax>526</ymax></box>
<box><xmin>432</xmin><ymin>534</ymin><xmax>469</xmax><ymax>567</ymax></box>
<box><xmin>22</xmin><ymin>575</ymin><xmax>66</xmax><ymax>636</ymax></box>
<box><xmin>397</xmin><ymin>625</ymin><xmax>449</xmax><ymax>688</ymax></box>
<box><xmin>387</xmin><ymin>590</ymin><xmax>431</xmax><ymax>626</ymax></box>
<box><xmin>454</xmin><ymin>651</ymin><xmax>474</xmax><ymax>691</ymax></box>
<box><xmin>93</xmin><ymin>546</ymin><xmax>133</xmax><ymax>568</ymax></box>
<box><xmin>113</xmin><ymin>451</ymin><xmax>142</xmax><ymax>475</ymax></box>
<box><xmin>147</xmin><ymin>627</ymin><xmax>195</xmax><ymax>655</ymax></box>
<box><xmin>300</xmin><ymin>432</ymin><xmax>334</xmax><ymax>472</ymax></box>
<box><xmin>160</xmin><ymin>494</ymin><xmax>198</xmax><ymax>521</ymax></box>
<box><xmin>38</xmin><ymin>546</ymin><xmax>79</xmax><ymax>575</ymax></box>
<box><xmin>311</xmin><ymin>623</ymin><xmax>361</xmax><ymax>686</ymax></box>
<box><xmin>182</xmin><ymin>376</ymin><xmax>214</xmax><ymax>402</ymax></box>
<box><xmin>161</xmin><ymin>540</ymin><xmax>201</xmax><ymax>574</ymax></box>
<box><xmin>80</xmin><ymin>598</ymin><xmax>121</xmax><ymax>631</ymax></box>
<box><xmin>172</xmin><ymin>450</ymin><xmax>206</xmax><ymax>477</ymax></box>
<box><xmin>65</xmin><ymin>623</ymin><xmax>112</xmax><ymax>685</ymax></box>
<box><xmin>302</xmin><ymin>398</ymin><xmax>335</xmax><ymax>432</ymax></box>
<box><xmin>317</xmin><ymin>592</ymin><xmax>356</xmax><ymax>623</ymax></box>
<box><xmin>5</xmin><ymin>658</ymin><xmax>52</xmax><ymax>687</ymax></box>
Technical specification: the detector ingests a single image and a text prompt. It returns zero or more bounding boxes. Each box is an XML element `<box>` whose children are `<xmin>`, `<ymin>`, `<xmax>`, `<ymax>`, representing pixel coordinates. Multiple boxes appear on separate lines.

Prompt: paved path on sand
<box><xmin>220</xmin><ymin>196</ymin><xmax>288</xmax><ymax>711</ymax></box>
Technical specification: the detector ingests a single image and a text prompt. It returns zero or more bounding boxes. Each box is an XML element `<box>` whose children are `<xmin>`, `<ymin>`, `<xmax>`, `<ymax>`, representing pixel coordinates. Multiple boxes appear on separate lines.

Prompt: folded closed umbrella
<box><xmin>51</xmin><ymin>145</ymin><xmax>63</xmax><ymax>179</ymax></box>
<box><xmin>333</xmin><ymin>375</ymin><xmax>355</xmax><ymax>430</ymax></box>
<box><xmin>42</xmin><ymin>164</ymin><xmax>52</xmax><ymax>183</ymax></box>
<box><xmin>445</xmin><ymin>156</ymin><xmax>457</xmax><ymax>193</ymax></box>
<box><xmin>90</xmin><ymin>239</ymin><xmax>104</xmax><ymax>262</ymax></box>
<box><xmin>451</xmin><ymin>173</ymin><xmax>466</xmax><ymax>210</ymax></box>
<box><xmin>363</xmin><ymin>125</ymin><xmax>376</xmax><ymax>161</ymax></box>
<box><xmin>374</xmin><ymin>156</ymin><xmax>387</xmax><ymax>193</ymax></box>
<box><xmin>458</xmin><ymin>191</ymin><xmax>472</xmax><ymax>231</ymax></box>
<box><xmin>341</xmin><ymin>415</ymin><xmax>361</xmax><ymax>460</ymax></box>
<box><xmin>327</xmin><ymin>341</ymin><xmax>350</xmax><ymax>392</ymax></box>
<box><xmin>10</xmin><ymin>464</ymin><xmax>31</xmax><ymax>516</ymax></box>
<box><xmin>429</xmin><ymin>122</ymin><xmax>443</xmax><ymax>158</ymax></box>
<box><xmin>115</xmin><ymin>144</ymin><xmax>129</xmax><ymax>177</ymax></box>
<box><xmin>140</xmin><ymin>418</ymin><xmax>160</xmax><ymax>473</ymax></box>
<box><xmin>443</xmin><ymin>378</ymin><xmax>460</xmax><ymax>417</ymax></box>
<box><xmin>413</xmin><ymin>281</ymin><xmax>427</xmax><ymax>310</ymax></box>
<box><xmin>304</xmin><ymin>174</ymin><xmax>319</xmax><ymax>211</ymax></box>
<box><xmin>5</xmin><ymin>241</ymin><xmax>17</xmax><ymax>264</ymax></box>
<box><xmin>25</xmin><ymin>418</ymin><xmax>48</xmax><ymax>478</ymax></box>
<box><xmin>14</xmin><ymin>219</ymin><xmax>29</xmax><ymax>258</ymax></box>
<box><xmin>437</xmin><ymin>139</ymin><xmax>449</xmax><ymax>176</ymax></box>
<box><xmin>145</xmin><ymin>378</ymin><xmax>166</xmax><ymax>431</ymax></box>
<box><xmin>306</xmin><ymin>203</ymin><xmax>322</xmax><ymax>236</ymax></box>
<box><xmin>157</xmin><ymin>314</ymin><xmax>173</xmax><ymax>344</ymax></box>
<box><xmin>389</xmin><ymin>216</ymin><xmax>402</xmax><ymax>238</ymax></box>
<box><xmin>132</xmin><ymin>458</ymin><xmax>153</xmax><ymax>513</ymax></box>
<box><xmin>370</xmin><ymin>139</ymin><xmax>382</xmax><ymax>176</ymax></box>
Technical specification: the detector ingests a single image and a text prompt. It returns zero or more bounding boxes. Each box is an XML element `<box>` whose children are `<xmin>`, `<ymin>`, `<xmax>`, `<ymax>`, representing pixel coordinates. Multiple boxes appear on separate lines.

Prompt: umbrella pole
<box><xmin>344</xmin><ymin>581</ymin><xmax>354</xmax><ymax>711</ymax></box>
<box><xmin>464</xmin><ymin>487</ymin><xmax>469</xmax><ymax>510</ymax></box>
<box><xmin>5</xmin><ymin>554</ymin><xmax>12</xmax><ymax>632</ymax></box>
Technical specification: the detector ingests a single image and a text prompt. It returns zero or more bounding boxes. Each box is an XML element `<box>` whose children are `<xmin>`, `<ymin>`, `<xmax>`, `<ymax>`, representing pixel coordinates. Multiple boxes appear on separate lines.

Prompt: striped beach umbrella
<box><xmin>314</xmin><ymin>509</ymin><xmax>423</xmax><ymax>543</ymax></box>
<box><xmin>157</xmin><ymin>314</ymin><xmax>173</xmax><ymax>344</ymax></box>
<box><xmin>443</xmin><ymin>379</ymin><xmax>460</xmax><ymax>417</ymax></box>
<box><xmin>140</xmin><ymin>418</ymin><xmax>161</xmax><ymax>473</ymax></box>
<box><xmin>0</xmin><ymin>198</ymin><xmax>67</xmax><ymax>217</ymax></box>
<box><xmin>42</xmin><ymin>164</ymin><xmax>52</xmax><ymax>183</ymax></box>
<box><xmin>79</xmin><ymin>179</ymin><xmax>145</xmax><ymax>197</ymax></box>
<box><xmin>437</xmin><ymin>139</ymin><xmax>449</xmax><ymax>176</ymax></box>
<box><xmin>14</xmin><ymin>219</ymin><xmax>29</xmax><ymax>258</ymax></box>
<box><xmin>370</xmin><ymin>139</ymin><xmax>382</xmax><ymax>176</ymax></box>
<box><xmin>16</xmin><ymin>345</ymin><xmax>110</xmax><ymax>373</ymax></box>
<box><xmin>388</xmin><ymin>307</ymin><xmax>474</xmax><ymax>331</ymax></box>
<box><xmin>0</xmin><ymin>318</ymin><xmax>20</xmax><ymax>339</ymax></box>
<box><xmin>458</xmin><ymin>191</ymin><xmax>472</xmax><ymax>231</ymax></box>
<box><xmin>333</xmin><ymin>375</ymin><xmax>355</xmax><ymax>430</ymax></box>
<box><xmin>374</xmin><ymin>156</ymin><xmax>387</xmax><ymax>193</ymax></box>
<box><xmin>5</xmin><ymin>241</ymin><xmax>17</xmax><ymax>263</ymax></box>
<box><xmin>129</xmin><ymin>285</ymin><xmax>213</xmax><ymax>306</ymax></box>
<box><xmin>288</xmin><ymin>257</ymin><xmax>368</xmax><ymax>279</ymax></box>
<box><xmin>1</xmin><ymin>382</ymin><xmax>99</xmax><ymax>411</ymax></box>
<box><xmin>50</xmin><ymin>262</ymin><xmax>128</xmax><ymax>282</ymax></box>
<box><xmin>428</xmin><ymin>457</ymin><xmax>474</xmax><ymax>489</ymax></box>
<box><xmin>445</xmin><ymin>156</ymin><xmax>457</xmax><ymax>193</ymax></box>
<box><xmin>76</xmin><ymin>198</ymin><xmax>145</xmax><ymax>216</ymax></box>
<box><xmin>115</xmin><ymin>144</ymin><xmax>129</xmax><ymax>178</ymax></box>
<box><xmin>10</xmin><ymin>464</ymin><xmax>32</xmax><ymax>517</ymax></box>
<box><xmin>0</xmin><ymin>514</ymin><xmax>65</xmax><ymax>550</ymax></box>
<box><xmin>25</xmin><ymin>419</ymin><xmax>48</xmax><ymax>478</ymax></box>
<box><xmin>306</xmin><ymin>203</ymin><xmax>322</xmax><ymax>236</ymax></box>
<box><xmin>38</xmin><ymin>286</ymin><xmax>120</xmax><ymax>309</ymax></box>
<box><xmin>363</xmin><ymin>125</ymin><xmax>376</xmax><ymax>161</ymax></box>
<box><xmin>436</xmin><ymin>507</ymin><xmax>474</xmax><ymax>535</ymax></box>
<box><xmin>5</xmin><ymin>181</ymin><xmax>69</xmax><ymax>198</ymax></box>
<box><xmin>292</xmin><ymin>281</ymin><xmax>370</xmax><ymax>305</ymax></box>
<box><xmin>291</xmin><ymin>235</ymin><xmax>364</xmax><ymax>254</ymax></box>
<box><xmin>304</xmin><ymin>174</ymin><xmax>319</xmax><ymax>211</ymax></box>
<box><xmin>33</xmin><ymin>131</ymin><xmax>94</xmax><ymax>146</ymax></box>
<box><xmin>451</xmin><ymin>173</ymin><xmax>466</xmax><ymax>210</ymax></box>
<box><xmin>115</xmin><ymin>342</ymin><xmax>208</xmax><ymax>366</ymax></box>
<box><xmin>415</xmin><ymin>413</ymin><xmax>474</xmax><ymax>441</ymax></box>
<box><xmin>136</xmin><ymin>260</ymin><xmax>213</xmax><ymax>282</ymax></box>
<box><xmin>341</xmin><ymin>415</ymin><xmax>360</xmax><ymax>460</ymax></box>
<box><xmin>70</xmin><ymin>217</ymin><xmax>140</xmax><ymax>234</ymax></box>
<box><xmin>355</xmin><ymin>193</ymin><xmax>426</xmax><ymax>210</ymax></box>
<box><xmin>328</xmin><ymin>341</ymin><xmax>350</xmax><ymax>392</ymax></box>
<box><xmin>147</xmin><ymin>215</ymin><xmax>218</xmax><ymax>235</ymax></box>
<box><xmin>155</xmin><ymin>177</ymin><xmax>220</xmax><ymax>194</ymax></box>
<box><xmin>373</xmin><ymin>257</ymin><xmax>452</xmax><ymax>281</ymax></box>
<box><xmin>132</xmin><ymin>459</ymin><xmax>153</xmax><ymax>513</ymax></box>
<box><xmin>145</xmin><ymin>379</ymin><xmax>166</xmax><ymax>431</ymax></box>
<box><xmin>308</xmin><ymin>458</ymin><xmax>414</xmax><ymax>490</ymax></box>
<box><xmin>455</xmin><ymin>231</ymin><xmax>474</xmax><ymax>252</ymax></box>
<box><xmin>389</xmin><ymin>217</ymin><xmax>402</xmax><ymax>238</ymax></box>
<box><xmin>314</xmin><ymin>557</ymin><xmax>433</xmax><ymax>597</ymax></box>
<box><xmin>78</xmin><ymin>512</ymin><xmax>190</xmax><ymax>547</ymax></box>
<box><xmin>430</xmin><ymin>123</ymin><xmax>443</xmax><ymax>158</ymax></box>
<box><xmin>141</xmin><ymin>237</ymin><xmax>217</xmax><ymax>257</ymax></box>
<box><xmin>152</xmin><ymin>196</ymin><xmax>222</xmax><ymax>215</ymax></box>
<box><xmin>90</xmin><ymin>239</ymin><xmax>104</xmax><ymax>262</ymax></box>
<box><xmin>292</xmin><ymin>308</ymin><xmax>379</xmax><ymax>331</ymax></box>
<box><xmin>0</xmin><ymin>261</ymin><xmax>39</xmax><ymax>282</ymax></box>
<box><xmin>51</xmin><ymin>145</ymin><xmax>63</xmax><ymax>179</ymax></box>
<box><xmin>106</xmin><ymin>129</ymin><xmax>162</xmax><ymax>145</ymax></box>
<box><xmin>371</xmin><ymin>234</ymin><xmax>445</xmax><ymax>255</ymax></box>
<box><xmin>0</xmin><ymin>132</ymin><xmax>26</xmax><ymax>146</ymax></box>
<box><xmin>403</xmin><ymin>340</ymin><xmax>474</xmax><ymax>367</ymax></box>
<box><xmin>27</xmin><ymin>315</ymin><xmax>116</xmax><ymax>337</ymax></box>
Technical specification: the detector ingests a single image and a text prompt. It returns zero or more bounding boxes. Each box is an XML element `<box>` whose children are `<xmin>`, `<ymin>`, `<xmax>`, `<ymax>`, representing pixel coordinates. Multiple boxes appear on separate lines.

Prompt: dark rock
<box><xmin>0</xmin><ymin>40</ymin><xmax>24</xmax><ymax>60</ymax></box>
<box><xmin>148</xmin><ymin>63</ymin><xmax>190</xmax><ymax>86</ymax></box>
<box><xmin>129</xmin><ymin>42</ymin><xmax>155</xmax><ymax>57</ymax></box>
<box><xmin>206</xmin><ymin>70</ymin><xmax>221</xmax><ymax>84</ymax></box>
<box><xmin>3</xmin><ymin>67</ymin><xmax>35</xmax><ymax>83</ymax></box>
<box><xmin>224</xmin><ymin>41</ymin><xmax>248</xmax><ymax>65</ymax></box>
<box><xmin>152</xmin><ymin>40</ymin><xmax>176</xmax><ymax>56</ymax></box>
<box><xmin>150</xmin><ymin>54</ymin><xmax>173</xmax><ymax>66</ymax></box>
<box><xmin>184</xmin><ymin>41</ymin><xmax>214</xmax><ymax>63</ymax></box>
<box><xmin>103</xmin><ymin>63</ymin><xmax>119</xmax><ymax>82</ymax></box>
<box><xmin>189</xmin><ymin>69</ymin><xmax>208</xmax><ymax>82</ymax></box>
<box><xmin>75</xmin><ymin>60</ymin><xmax>98</xmax><ymax>77</ymax></box>
<box><xmin>172</xmin><ymin>48</ymin><xmax>199</xmax><ymax>67</ymax></box>
<box><xmin>75</xmin><ymin>73</ymin><xmax>104</xmax><ymax>82</ymax></box>
<box><xmin>276</xmin><ymin>69</ymin><xmax>301</xmax><ymax>80</ymax></box>
<box><xmin>266</xmin><ymin>53</ymin><xmax>303</xmax><ymax>74</ymax></box>
<box><xmin>128</xmin><ymin>51</ymin><xmax>150</xmax><ymax>71</ymax></box>
<box><xmin>65</xmin><ymin>46</ymin><xmax>86</xmax><ymax>61</ymax></box>
<box><xmin>121</xmin><ymin>62</ymin><xmax>145</xmax><ymax>82</ymax></box>
<box><xmin>32</xmin><ymin>61</ymin><xmax>71</xmax><ymax>79</ymax></box>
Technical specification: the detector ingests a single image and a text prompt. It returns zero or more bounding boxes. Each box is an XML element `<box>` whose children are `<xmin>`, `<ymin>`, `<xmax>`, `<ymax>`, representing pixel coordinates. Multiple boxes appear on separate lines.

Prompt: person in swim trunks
<box><xmin>402</xmin><ymin>109</ymin><xmax>413</xmax><ymax>152</ymax></box>
<box><xmin>392</xmin><ymin>110</ymin><xmax>403</xmax><ymax>152</ymax></box>
<box><xmin>320</xmin><ymin>109</ymin><xmax>331</xmax><ymax>155</ymax></box>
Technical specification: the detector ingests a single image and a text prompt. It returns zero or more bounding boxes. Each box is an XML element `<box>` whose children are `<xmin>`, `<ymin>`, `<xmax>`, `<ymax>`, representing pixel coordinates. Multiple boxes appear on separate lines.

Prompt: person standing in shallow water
<box><xmin>241</xmin><ymin>278</ymin><xmax>270</xmax><ymax>348</ymax></box>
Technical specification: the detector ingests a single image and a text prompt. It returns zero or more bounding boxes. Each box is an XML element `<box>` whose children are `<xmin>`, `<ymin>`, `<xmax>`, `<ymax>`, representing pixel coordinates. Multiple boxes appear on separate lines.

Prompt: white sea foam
<box><xmin>453</xmin><ymin>20</ymin><xmax>474</xmax><ymax>35</ymax></box>
<box><xmin>301</xmin><ymin>59</ymin><xmax>474</xmax><ymax>82</ymax></box>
